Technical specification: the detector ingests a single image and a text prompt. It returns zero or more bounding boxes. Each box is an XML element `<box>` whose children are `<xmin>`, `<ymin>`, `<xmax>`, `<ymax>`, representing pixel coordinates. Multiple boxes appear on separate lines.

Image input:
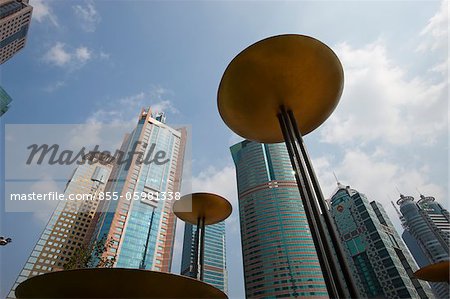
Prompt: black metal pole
<box><xmin>278</xmin><ymin>109</ymin><xmax>341</xmax><ymax>298</ymax></box>
<box><xmin>199</xmin><ymin>217</ymin><xmax>206</xmax><ymax>281</ymax></box>
<box><xmin>287</xmin><ymin>109</ymin><xmax>359</xmax><ymax>298</ymax></box>
<box><xmin>192</xmin><ymin>217</ymin><xmax>201</xmax><ymax>279</ymax></box>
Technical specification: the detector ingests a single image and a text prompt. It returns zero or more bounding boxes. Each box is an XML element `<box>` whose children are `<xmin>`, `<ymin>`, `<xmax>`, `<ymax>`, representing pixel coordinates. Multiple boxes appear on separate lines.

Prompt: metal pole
<box><xmin>278</xmin><ymin>108</ymin><xmax>341</xmax><ymax>298</ymax></box>
<box><xmin>287</xmin><ymin>109</ymin><xmax>359</xmax><ymax>298</ymax></box>
<box><xmin>192</xmin><ymin>217</ymin><xmax>201</xmax><ymax>279</ymax></box>
<box><xmin>199</xmin><ymin>216</ymin><xmax>206</xmax><ymax>281</ymax></box>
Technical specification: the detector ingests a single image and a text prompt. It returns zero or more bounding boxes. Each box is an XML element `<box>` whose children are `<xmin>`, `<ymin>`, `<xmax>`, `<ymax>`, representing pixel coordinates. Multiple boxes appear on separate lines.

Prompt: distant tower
<box><xmin>0</xmin><ymin>0</ymin><xmax>33</xmax><ymax>64</ymax></box>
<box><xmin>397</xmin><ymin>194</ymin><xmax>450</xmax><ymax>298</ymax></box>
<box><xmin>0</xmin><ymin>85</ymin><xmax>12</xmax><ymax>116</ymax></box>
<box><xmin>231</xmin><ymin>140</ymin><xmax>327</xmax><ymax>298</ymax></box>
<box><xmin>7</xmin><ymin>153</ymin><xmax>113</xmax><ymax>299</ymax></box>
<box><xmin>330</xmin><ymin>184</ymin><xmax>434</xmax><ymax>298</ymax></box>
<box><xmin>181</xmin><ymin>222</ymin><xmax>228</xmax><ymax>293</ymax></box>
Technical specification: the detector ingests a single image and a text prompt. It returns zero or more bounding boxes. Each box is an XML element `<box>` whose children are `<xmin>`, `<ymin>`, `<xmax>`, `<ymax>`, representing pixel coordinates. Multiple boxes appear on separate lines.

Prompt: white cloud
<box><xmin>75</xmin><ymin>46</ymin><xmax>92</xmax><ymax>63</ymax></box>
<box><xmin>417</xmin><ymin>0</ymin><xmax>448</xmax><ymax>52</ymax></box>
<box><xmin>192</xmin><ymin>165</ymin><xmax>237</xmax><ymax>206</ymax></box>
<box><xmin>191</xmin><ymin>165</ymin><xmax>239</xmax><ymax>233</ymax></box>
<box><xmin>320</xmin><ymin>40</ymin><xmax>447</xmax><ymax>146</ymax></box>
<box><xmin>43</xmin><ymin>42</ymin><xmax>71</xmax><ymax>66</ymax></box>
<box><xmin>86</xmin><ymin>86</ymin><xmax>178</xmax><ymax>126</ymax></box>
<box><xmin>43</xmin><ymin>80</ymin><xmax>65</xmax><ymax>93</ymax></box>
<box><xmin>99</xmin><ymin>51</ymin><xmax>110</xmax><ymax>60</ymax></box>
<box><xmin>43</xmin><ymin>43</ymin><xmax>93</xmax><ymax>68</ymax></box>
<box><xmin>73</xmin><ymin>2</ymin><xmax>101</xmax><ymax>32</ymax></box>
<box><xmin>30</xmin><ymin>0</ymin><xmax>58</xmax><ymax>27</ymax></box>
<box><xmin>314</xmin><ymin>150</ymin><xmax>446</xmax><ymax>232</ymax></box>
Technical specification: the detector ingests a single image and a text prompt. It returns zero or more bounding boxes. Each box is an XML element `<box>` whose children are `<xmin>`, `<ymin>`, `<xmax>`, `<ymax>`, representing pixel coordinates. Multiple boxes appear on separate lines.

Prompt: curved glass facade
<box><xmin>231</xmin><ymin>140</ymin><xmax>327</xmax><ymax>299</ymax></box>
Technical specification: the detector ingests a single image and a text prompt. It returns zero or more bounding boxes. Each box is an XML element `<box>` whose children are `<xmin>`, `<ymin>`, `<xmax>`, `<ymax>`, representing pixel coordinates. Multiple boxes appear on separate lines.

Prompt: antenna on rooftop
<box><xmin>333</xmin><ymin>172</ymin><xmax>339</xmax><ymax>184</ymax></box>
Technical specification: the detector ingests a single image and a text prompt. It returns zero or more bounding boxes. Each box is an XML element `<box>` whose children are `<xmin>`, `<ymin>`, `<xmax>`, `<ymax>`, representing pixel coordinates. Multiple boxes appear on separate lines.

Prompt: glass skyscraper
<box><xmin>330</xmin><ymin>184</ymin><xmax>434</xmax><ymax>299</ymax></box>
<box><xmin>7</xmin><ymin>153</ymin><xmax>113</xmax><ymax>298</ymax></box>
<box><xmin>180</xmin><ymin>222</ymin><xmax>228</xmax><ymax>293</ymax></box>
<box><xmin>0</xmin><ymin>0</ymin><xmax>33</xmax><ymax>64</ymax></box>
<box><xmin>0</xmin><ymin>85</ymin><xmax>12</xmax><ymax>116</ymax></box>
<box><xmin>92</xmin><ymin>108</ymin><xmax>187</xmax><ymax>272</ymax></box>
<box><xmin>396</xmin><ymin>194</ymin><xmax>450</xmax><ymax>298</ymax></box>
<box><xmin>231</xmin><ymin>140</ymin><xmax>327</xmax><ymax>298</ymax></box>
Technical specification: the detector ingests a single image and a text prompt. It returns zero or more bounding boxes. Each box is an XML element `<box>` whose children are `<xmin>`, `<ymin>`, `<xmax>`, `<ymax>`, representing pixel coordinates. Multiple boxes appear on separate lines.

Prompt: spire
<box><xmin>391</xmin><ymin>200</ymin><xmax>407</xmax><ymax>229</ymax></box>
<box><xmin>395</xmin><ymin>186</ymin><xmax>403</xmax><ymax>197</ymax></box>
<box><xmin>333</xmin><ymin>172</ymin><xmax>345</xmax><ymax>189</ymax></box>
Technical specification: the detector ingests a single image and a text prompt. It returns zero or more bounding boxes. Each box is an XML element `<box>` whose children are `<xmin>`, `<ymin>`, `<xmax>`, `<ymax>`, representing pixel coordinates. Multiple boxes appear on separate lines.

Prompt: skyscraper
<box><xmin>330</xmin><ymin>184</ymin><xmax>434</xmax><ymax>299</ymax></box>
<box><xmin>230</xmin><ymin>140</ymin><xmax>327</xmax><ymax>298</ymax></box>
<box><xmin>396</xmin><ymin>194</ymin><xmax>450</xmax><ymax>298</ymax></box>
<box><xmin>7</xmin><ymin>152</ymin><xmax>113</xmax><ymax>298</ymax></box>
<box><xmin>92</xmin><ymin>108</ymin><xmax>186</xmax><ymax>272</ymax></box>
<box><xmin>0</xmin><ymin>85</ymin><xmax>12</xmax><ymax>116</ymax></box>
<box><xmin>181</xmin><ymin>221</ymin><xmax>228</xmax><ymax>293</ymax></box>
<box><xmin>0</xmin><ymin>0</ymin><xmax>32</xmax><ymax>64</ymax></box>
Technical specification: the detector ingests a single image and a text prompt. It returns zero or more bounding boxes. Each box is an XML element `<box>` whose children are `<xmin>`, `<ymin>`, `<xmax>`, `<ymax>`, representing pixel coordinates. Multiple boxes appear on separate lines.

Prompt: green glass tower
<box><xmin>0</xmin><ymin>86</ymin><xmax>12</xmax><ymax>116</ymax></box>
<box><xmin>330</xmin><ymin>183</ymin><xmax>434</xmax><ymax>299</ymax></box>
<box><xmin>231</xmin><ymin>140</ymin><xmax>327</xmax><ymax>298</ymax></box>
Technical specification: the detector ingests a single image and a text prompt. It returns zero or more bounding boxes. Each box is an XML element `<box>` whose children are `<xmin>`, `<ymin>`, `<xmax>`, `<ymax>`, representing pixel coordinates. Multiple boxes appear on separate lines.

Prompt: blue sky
<box><xmin>0</xmin><ymin>1</ymin><xmax>448</xmax><ymax>298</ymax></box>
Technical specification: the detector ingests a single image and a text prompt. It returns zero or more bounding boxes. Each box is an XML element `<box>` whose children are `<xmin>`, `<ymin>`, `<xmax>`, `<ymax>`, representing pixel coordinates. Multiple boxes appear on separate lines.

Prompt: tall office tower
<box><xmin>0</xmin><ymin>0</ymin><xmax>32</xmax><ymax>64</ymax></box>
<box><xmin>92</xmin><ymin>108</ymin><xmax>186</xmax><ymax>272</ymax></box>
<box><xmin>397</xmin><ymin>194</ymin><xmax>450</xmax><ymax>298</ymax></box>
<box><xmin>391</xmin><ymin>201</ymin><xmax>430</xmax><ymax>268</ymax></box>
<box><xmin>181</xmin><ymin>222</ymin><xmax>228</xmax><ymax>293</ymax></box>
<box><xmin>0</xmin><ymin>85</ymin><xmax>12</xmax><ymax>116</ymax></box>
<box><xmin>7</xmin><ymin>153</ymin><xmax>113</xmax><ymax>298</ymax></box>
<box><xmin>230</xmin><ymin>140</ymin><xmax>327</xmax><ymax>299</ymax></box>
<box><xmin>330</xmin><ymin>184</ymin><xmax>434</xmax><ymax>299</ymax></box>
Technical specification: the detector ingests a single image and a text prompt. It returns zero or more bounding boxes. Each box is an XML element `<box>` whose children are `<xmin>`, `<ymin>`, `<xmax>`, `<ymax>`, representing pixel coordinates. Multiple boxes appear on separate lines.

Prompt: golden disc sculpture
<box><xmin>217</xmin><ymin>34</ymin><xmax>344</xmax><ymax>143</ymax></box>
<box><xmin>173</xmin><ymin>192</ymin><xmax>232</xmax><ymax>281</ymax></box>
<box><xmin>173</xmin><ymin>192</ymin><xmax>232</xmax><ymax>225</ymax></box>
<box><xmin>15</xmin><ymin>268</ymin><xmax>227</xmax><ymax>298</ymax></box>
<box><xmin>414</xmin><ymin>261</ymin><xmax>450</xmax><ymax>283</ymax></box>
<box><xmin>217</xmin><ymin>34</ymin><xmax>359</xmax><ymax>298</ymax></box>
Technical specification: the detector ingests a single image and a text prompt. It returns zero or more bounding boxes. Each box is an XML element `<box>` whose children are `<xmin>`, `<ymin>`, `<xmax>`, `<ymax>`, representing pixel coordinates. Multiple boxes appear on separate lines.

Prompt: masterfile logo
<box><xmin>4</xmin><ymin>124</ymin><xmax>192</xmax><ymax>213</ymax></box>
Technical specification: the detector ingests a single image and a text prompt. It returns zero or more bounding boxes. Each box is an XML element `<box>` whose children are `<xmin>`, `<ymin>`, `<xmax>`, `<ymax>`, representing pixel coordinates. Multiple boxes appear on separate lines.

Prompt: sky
<box><xmin>0</xmin><ymin>1</ymin><xmax>448</xmax><ymax>298</ymax></box>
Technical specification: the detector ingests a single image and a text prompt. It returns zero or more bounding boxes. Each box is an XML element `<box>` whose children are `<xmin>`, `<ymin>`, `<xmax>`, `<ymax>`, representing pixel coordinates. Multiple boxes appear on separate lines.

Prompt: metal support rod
<box><xmin>278</xmin><ymin>109</ymin><xmax>341</xmax><ymax>298</ymax></box>
<box><xmin>287</xmin><ymin>109</ymin><xmax>359</xmax><ymax>298</ymax></box>
<box><xmin>199</xmin><ymin>217</ymin><xmax>206</xmax><ymax>281</ymax></box>
<box><xmin>192</xmin><ymin>217</ymin><xmax>201</xmax><ymax>278</ymax></box>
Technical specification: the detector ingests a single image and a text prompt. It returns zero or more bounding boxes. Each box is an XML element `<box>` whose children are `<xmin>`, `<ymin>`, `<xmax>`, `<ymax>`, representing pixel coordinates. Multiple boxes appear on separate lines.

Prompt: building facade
<box><xmin>92</xmin><ymin>108</ymin><xmax>186</xmax><ymax>272</ymax></box>
<box><xmin>8</xmin><ymin>153</ymin><xmax>113</xmax><ymax>298</ymax></box>
<box><xmin>181</xmin><ymin>221</ymin><xmax>228</xmax><ymax>292</ymax></box>
<box><xmin>330</xmin><ymin>184</ymin><xmax>434</xmax><ymax>299</ymax></box>
<box><xmin>0</xmin><ymin>85</ymin><xmax>12</xmax><ymax>116</ymax></box>
<box><xmin>231</xmin><ymin>140</ymin><xmax>327</xmax><ymax>298</ymax></box>
<box><xmin>397</xmin><ymin>194</ymin><xmax>450</xmax><ymax>298</ymax></box>
<box><xmin>0</xmin><ymin>0</ymin><xmax>32</xmax><ymax>64</ymax></box>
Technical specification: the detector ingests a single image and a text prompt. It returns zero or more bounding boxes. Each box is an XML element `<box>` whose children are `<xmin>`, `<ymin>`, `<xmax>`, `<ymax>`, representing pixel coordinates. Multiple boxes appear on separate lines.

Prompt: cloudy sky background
<box><xmin>0</xmin><ymin>1</ymin><xmax>448</xmax><ymax>298</ymax></box>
